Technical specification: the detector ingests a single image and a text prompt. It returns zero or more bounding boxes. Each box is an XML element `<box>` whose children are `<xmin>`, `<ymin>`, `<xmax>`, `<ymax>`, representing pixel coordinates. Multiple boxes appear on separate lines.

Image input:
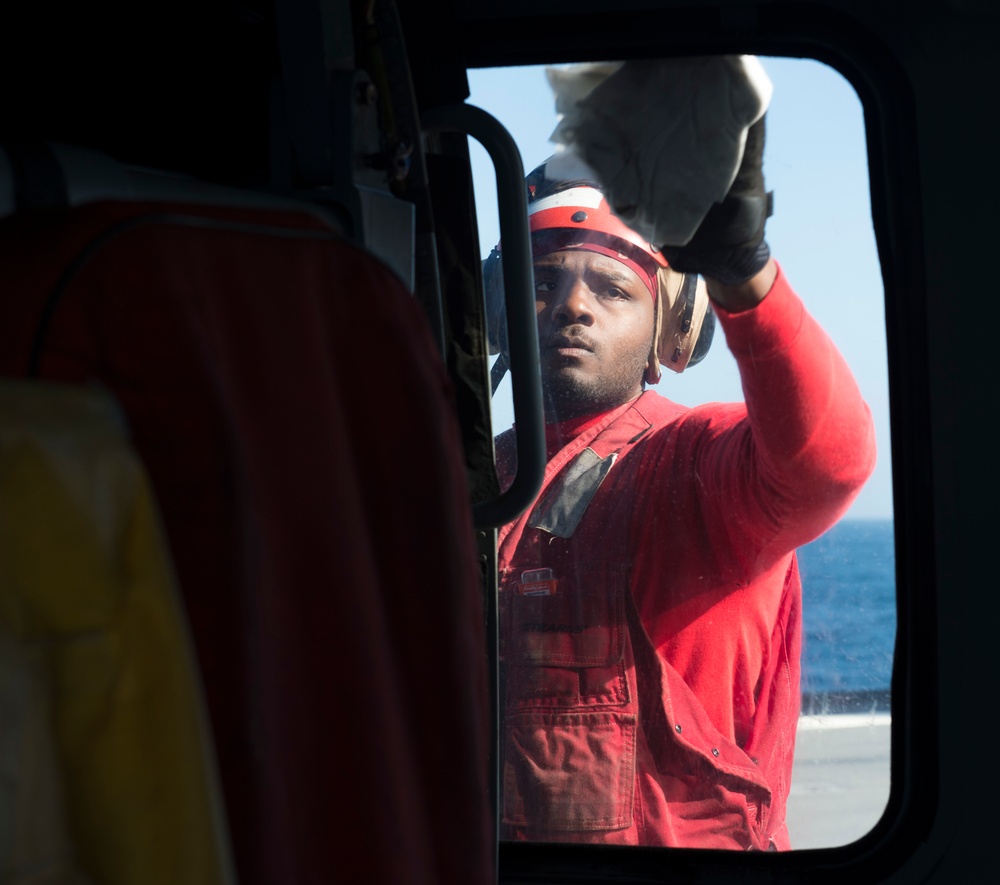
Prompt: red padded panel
<box><xmin>0</xmin><ymin>202</ymin><xmax>493</xmax><ymax>885</ymax></box>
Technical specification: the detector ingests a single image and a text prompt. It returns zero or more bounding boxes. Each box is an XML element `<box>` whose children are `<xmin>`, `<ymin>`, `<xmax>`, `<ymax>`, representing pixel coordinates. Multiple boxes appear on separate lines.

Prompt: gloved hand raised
<box><xmin>658</xmin><ymin>116</ymin><xmax>773</xmax><ymax>285</ymax></box>
<box><xmin>545</xmin><ymin>55</ymin><xmax>773</xmax><ymax>285</ymax></box>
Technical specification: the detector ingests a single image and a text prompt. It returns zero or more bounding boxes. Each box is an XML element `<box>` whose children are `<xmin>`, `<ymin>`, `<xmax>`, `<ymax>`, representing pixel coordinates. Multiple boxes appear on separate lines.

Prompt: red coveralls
<box><xmin>497</xmin><ymin>265</ymin><xmax>876</xmax><ymax>849</ymax></box>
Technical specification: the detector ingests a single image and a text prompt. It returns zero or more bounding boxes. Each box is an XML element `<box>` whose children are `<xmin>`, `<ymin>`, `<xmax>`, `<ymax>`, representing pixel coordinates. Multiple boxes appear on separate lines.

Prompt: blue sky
<box><xmin>466</xmin><ymin>57</ymin><xmax>892</xmax><ymax>520</ymax></box>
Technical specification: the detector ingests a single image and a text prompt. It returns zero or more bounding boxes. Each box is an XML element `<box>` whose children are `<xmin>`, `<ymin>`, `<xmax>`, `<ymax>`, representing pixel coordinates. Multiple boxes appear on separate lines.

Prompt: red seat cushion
<box><xmin>0</xmin><ymin>200</ymin><xmax>493</xmax><ymax>884</ymax></box>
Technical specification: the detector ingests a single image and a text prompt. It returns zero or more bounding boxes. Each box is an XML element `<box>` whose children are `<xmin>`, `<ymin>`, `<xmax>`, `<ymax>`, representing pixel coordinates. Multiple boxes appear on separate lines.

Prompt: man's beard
<box><xmin>541</xmin><ymin>349</ymin><xmax>650</xmax><ymax>421</ymax></box>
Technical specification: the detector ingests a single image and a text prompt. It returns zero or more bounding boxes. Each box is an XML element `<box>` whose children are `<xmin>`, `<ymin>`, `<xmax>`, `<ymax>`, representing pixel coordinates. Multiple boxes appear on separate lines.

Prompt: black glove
<box><xmin>659</xmin><ymin>116</ymin><xmax>773</xmax><ymax>285</ymax></box>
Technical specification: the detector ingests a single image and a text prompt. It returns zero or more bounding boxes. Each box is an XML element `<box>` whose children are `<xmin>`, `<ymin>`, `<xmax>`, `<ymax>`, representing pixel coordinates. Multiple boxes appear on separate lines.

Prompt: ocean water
<box><xmin>796</xmin><ymin>518</ymin><xmax>896</xmax><ymax>708</ymax></box>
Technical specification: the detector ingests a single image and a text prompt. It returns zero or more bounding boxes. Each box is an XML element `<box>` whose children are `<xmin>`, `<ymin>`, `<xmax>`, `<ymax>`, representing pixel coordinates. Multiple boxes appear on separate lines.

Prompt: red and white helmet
<box><xmin>484</xmin><ymin>156</ymin><xmax>715</xmax><ymax>382</ymax></box>
<box><xmin>525</xmin><ymin>156</ymin><xmax>667</xmax><ymax>304</ymax></box>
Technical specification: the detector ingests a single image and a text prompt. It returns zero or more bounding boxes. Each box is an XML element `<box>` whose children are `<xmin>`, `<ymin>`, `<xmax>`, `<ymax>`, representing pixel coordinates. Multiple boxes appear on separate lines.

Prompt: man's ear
<box><xmin>645</xmin><ymin>279</ymin><xmax>665</xmax><ymax>385</ymax></box>
<box><xmin>644</xmin><ymin>352</ymin><xmax>662</xmax><ymax>386</ymax></box>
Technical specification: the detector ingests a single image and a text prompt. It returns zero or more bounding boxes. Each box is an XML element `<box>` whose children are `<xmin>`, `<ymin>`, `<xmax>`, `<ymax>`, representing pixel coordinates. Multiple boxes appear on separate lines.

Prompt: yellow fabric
<box><xmin>0</xmin><ymin>380</ymin><xmax>235</xmax><ymax>885</ymax></box>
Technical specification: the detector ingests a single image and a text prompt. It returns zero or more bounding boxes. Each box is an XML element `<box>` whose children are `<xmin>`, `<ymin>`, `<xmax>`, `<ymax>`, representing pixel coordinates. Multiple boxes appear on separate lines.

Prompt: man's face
<box><xmin>534</xmin><ymin>248</ymin><xmax>655</xmax><ymax>421</ymax></box>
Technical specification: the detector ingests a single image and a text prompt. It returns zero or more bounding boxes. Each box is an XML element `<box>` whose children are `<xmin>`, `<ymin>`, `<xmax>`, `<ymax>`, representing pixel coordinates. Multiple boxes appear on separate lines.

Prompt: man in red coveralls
<box><xmin>490</xmin><ymin>115</ymin><xmax>876</xmax><ymax>849</ymax></box>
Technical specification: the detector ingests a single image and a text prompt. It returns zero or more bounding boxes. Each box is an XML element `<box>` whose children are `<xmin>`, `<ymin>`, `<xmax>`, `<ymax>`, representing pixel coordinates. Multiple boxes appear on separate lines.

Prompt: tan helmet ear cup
<box><xmin>645</xmin><ymin>281</ymin><xmax>665</xmax><ymax>385</ymax></box>
<box><xmin>646</xmin><ymin>267</ymin><xmax>712</xmax><ymax>383</ymax></box>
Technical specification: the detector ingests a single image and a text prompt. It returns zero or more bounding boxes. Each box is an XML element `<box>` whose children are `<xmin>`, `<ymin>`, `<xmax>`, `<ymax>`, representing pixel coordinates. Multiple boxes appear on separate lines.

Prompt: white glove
<box><xmin>545</xmin><ymin>55</ymin><xmax>773</xmax><ymax>247</ymax></box>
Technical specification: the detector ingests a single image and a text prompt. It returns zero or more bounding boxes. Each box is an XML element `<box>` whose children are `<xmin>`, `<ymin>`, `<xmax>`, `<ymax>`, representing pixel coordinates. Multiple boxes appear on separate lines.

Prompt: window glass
<box><xmin>468</xmin><ymin>56</ymin><xmax>894</xmax><ymax>850</ymax></box>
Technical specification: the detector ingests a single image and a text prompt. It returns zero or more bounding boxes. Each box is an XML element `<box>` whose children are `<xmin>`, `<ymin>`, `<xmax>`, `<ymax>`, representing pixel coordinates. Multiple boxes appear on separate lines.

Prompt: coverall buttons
<box><xmin>675</xmin><ymin>724</ymin><xmax>682</xmax><ymax>733</ymax></box>
<box><xmin>712</xmin><ymin>748</ymin><xmax>720</xmax><ymax>757</ymax></box>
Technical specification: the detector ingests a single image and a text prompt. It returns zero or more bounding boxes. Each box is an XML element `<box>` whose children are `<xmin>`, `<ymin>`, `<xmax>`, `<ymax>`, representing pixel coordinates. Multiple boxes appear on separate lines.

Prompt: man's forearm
<box><xmin>704</xmin><ymin>258</ymin><xmax>778</xmax><ymax>313</ymax></box>
<box><xmin>713</xmin><ymin>263</ymin><xmax>876</xmax><ymax>548</ymax></box>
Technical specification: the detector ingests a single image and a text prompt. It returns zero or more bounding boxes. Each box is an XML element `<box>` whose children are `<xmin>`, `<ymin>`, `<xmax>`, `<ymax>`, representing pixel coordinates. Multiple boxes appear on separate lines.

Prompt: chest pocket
<box><xmin>502</xmin><ymin>562</ymin><xmax>637</xmax><ymax>832</ymax></box>
<box><xmin>504</xmin><ymin>561</ymin><xmax>629</xmax><ymax>707</ymax></box>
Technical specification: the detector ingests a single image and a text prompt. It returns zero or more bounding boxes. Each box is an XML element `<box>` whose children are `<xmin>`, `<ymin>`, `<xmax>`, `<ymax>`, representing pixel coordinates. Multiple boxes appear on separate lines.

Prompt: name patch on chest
<box><xmin>521</xmin><ymin>622</ymin><xmax>586</xmax><ymax>634</ymax></box>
